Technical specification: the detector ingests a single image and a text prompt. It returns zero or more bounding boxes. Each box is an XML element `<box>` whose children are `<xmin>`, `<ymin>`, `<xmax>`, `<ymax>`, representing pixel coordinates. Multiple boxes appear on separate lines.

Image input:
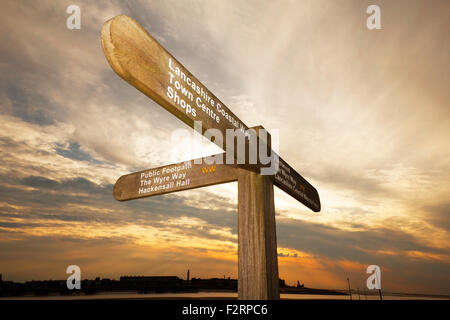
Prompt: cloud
<box><xmin>423</xmin><ymin>202</ymin><xmax>450</xmax><ymax>232</ymax></box>
<box><xmin>0</xmin><ymin>0</ymin><xmax>449</xmax><ymax>295</ymax></box>
<box><xmin>1</xmin><ymin>168</ymin><xmax>448</xmax><ymax>293</ymax></box>
<box><xmin>277</xmin><ymin>217</ymin><xmax>449</xmax><ymax>260</ymax></box>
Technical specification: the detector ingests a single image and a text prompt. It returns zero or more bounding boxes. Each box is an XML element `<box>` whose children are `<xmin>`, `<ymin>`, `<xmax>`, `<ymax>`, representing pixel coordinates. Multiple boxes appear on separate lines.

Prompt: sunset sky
<box><xmin>0</xmin><ymin>0</ymin><xmax>449</xmax><ymax>294</ymax></box>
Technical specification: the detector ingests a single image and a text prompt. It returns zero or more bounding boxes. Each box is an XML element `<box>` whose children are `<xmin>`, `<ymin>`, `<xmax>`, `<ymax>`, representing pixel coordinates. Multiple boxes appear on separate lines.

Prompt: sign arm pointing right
<box><xmin>101</xmin><ymin>14</ymin><xmax>320</xmax><ymax>212</ymax></box>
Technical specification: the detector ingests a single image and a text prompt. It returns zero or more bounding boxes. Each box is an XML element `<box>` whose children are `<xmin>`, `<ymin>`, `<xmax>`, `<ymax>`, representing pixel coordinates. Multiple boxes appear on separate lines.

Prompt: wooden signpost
<box><xmin>102</xmin><ymin>15</ymin><xmax>321</xmax><ymax>300</ymax></box>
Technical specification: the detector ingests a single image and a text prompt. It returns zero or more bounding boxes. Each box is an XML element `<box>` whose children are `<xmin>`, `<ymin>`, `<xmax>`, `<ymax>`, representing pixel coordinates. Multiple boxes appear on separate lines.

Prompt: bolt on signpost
<box><xmin>102</xmin><ymin>15</ymin><xmax>320</xmax><ymax>300</ymax></box>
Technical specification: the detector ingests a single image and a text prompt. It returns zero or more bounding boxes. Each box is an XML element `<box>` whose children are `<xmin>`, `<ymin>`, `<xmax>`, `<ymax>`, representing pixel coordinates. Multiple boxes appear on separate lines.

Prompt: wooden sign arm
<box><xmin>114</xmin><ymin>153</ymin><xmax>238</xmax><ymax>201</ymax></box>
<box><xmin>102</xmin><ymin>15</ymin><xmax>320</xmax><ymax>212</ymax></box>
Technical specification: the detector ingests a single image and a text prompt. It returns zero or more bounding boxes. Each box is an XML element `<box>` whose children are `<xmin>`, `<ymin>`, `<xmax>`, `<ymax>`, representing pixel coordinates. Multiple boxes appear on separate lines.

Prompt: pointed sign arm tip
<box><xmin>101</xmin><ymin>17</ymin><xmax>125</xmax><ymax>81</ymax></box>
<box><xmin>102</xmin><ymin>15</ymin><xmax>321</xmax><ymax>212</ymax></box>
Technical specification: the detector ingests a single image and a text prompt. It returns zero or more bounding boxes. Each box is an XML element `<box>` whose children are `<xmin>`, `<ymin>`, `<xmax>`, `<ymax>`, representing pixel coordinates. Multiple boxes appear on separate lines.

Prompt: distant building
<box><xmin>189</xmin><ymin>277</ymin><xmax>237</xmax><ymax>291</ymax></box>
<box><xmin>119</xmin><ymin>276</ymin><xmax>182</xmax><ymax>292</ymax></box>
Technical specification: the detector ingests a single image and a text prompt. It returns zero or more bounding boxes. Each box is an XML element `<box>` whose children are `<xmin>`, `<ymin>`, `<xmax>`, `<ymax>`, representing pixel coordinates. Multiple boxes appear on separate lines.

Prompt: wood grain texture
<box><xmin>238</xmin><ymin>169</ymin><xmax>279</xmax><ymax>300</ymax></box>
<box><xmin>114</xmin><ymin>154</ymin><xmax>238</xmax><ymax>201</ymax></box>
<box><xmin>101</xmin><ymin>14</ymin><xmax>245</xmax><ymax>149</ymax></box>
<box><xmin>102</xmin><ymin>14</ymin><xmax>320</xmax><ymax>212</ymax></box>
<box><xmin>236</xmin><ymin>126</ymin><xmax>279</xmax><ymax>300</ymax></box>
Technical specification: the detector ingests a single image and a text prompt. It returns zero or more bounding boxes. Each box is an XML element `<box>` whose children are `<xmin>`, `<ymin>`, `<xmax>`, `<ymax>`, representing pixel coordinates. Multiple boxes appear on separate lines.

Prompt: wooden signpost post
<box><xmin>102</xmin><ymin>15</ymin><xmax>321</xmax><ymax>300</ymax></box>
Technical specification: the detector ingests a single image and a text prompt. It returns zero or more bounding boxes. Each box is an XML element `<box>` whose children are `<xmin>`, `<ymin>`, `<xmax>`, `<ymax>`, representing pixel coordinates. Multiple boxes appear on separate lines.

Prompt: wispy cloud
<box><xmin>0</xmin><ymin>0</ymin><xmax>449</xmax><ymax>294</ymax></box>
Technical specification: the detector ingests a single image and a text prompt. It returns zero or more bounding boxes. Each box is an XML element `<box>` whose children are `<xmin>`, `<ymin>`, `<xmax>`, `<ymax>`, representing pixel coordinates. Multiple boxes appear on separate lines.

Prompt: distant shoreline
<box><xmin>1</xmin><ymin>289</ymin><xmax>449</xmax><ymax>300</ymax></box>
<box><xmin>2</xmin><ymin>276</ymin><xmax>449</xmax><ymax>300</ymax></box>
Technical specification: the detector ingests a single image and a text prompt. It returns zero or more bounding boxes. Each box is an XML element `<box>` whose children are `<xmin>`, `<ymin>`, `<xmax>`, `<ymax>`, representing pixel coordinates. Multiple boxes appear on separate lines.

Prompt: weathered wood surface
<box><xmin>238</xmin><ymin>127</ymin><xmax>279</xmax><ymax>300</ymax></box>
<box><xmin>114</xmin><ymin>154</ymin><xmax>237</xmax><ymax>201</ymax></box>
<box><xmin>274</xmin><ymin>156</ymin><xmax>320</xmax><ymax>212</ymax></box>
<box><xmin>101</xmin><ymin>14</ymin><xmax>244</xmax><ymax>147</ymax></box>
<box><xmin>238</xmin><ymin>169</ymin><xmax>279</xmax><ymax>300</ymax></box>
<box><xmin>101</xmin><ymin>14</ymin><xmax>320</xmax><ymax>212</ymax></box>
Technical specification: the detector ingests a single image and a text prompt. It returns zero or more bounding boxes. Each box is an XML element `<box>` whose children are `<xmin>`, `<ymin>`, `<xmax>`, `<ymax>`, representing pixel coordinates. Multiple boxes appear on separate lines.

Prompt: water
<box><xmin>1</xmin><ymin>291</ymin><xmax>448</xmax><ymax>300</ymax></box>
